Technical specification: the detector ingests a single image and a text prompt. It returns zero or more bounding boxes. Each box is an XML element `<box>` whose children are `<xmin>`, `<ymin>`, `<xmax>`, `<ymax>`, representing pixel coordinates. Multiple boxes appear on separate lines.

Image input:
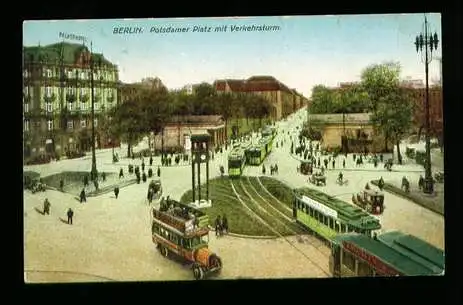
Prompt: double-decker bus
<box><xmin>151</xmin><ymin>199</ymin><xmax>222</xmax><ymax>280</ymax></box>
<box><xmin>293</xmin><ymin>189</ymin><xmax>381</xmax><ymax>243</ymax></box>
<box><xmin>228</xmin><ymin>147</ymin><xmax>246</xmax><ymax>177</ymax></box>
<box><xmin>330</xmin><ymin>231</ymin><xmax>445</xmax><ymax>277</ymax></box>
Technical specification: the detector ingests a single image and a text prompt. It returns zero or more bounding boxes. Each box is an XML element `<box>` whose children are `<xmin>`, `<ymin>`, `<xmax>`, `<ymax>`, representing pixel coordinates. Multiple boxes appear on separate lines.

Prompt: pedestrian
<box><xmin>215</xmin><ymin>215</ymin><xmax>222</xmax><ymax>237</ymax></box>
<box><xmin>262</xmin><ymin>164</ymin><xmax>266</xmax><ymax>175</ymax></box>
<box><xmin>114</xmin><ymin>187</ymin><xmax>120</xmax><ymax>199</ymax></box>
<box><xmin>119</xmin><ymin>168</ymin><xmax>124</xmax><ymax>179</ymax></box>
<box><xmin>93</xmin><ymin>179</ymin><xmax>99</xmax><ymax>191</ymax></box>
<box><xmin>149</xmin><ymin>156</ymin><xmax>153</xmax><ymax>166</ymax></box>
<box><xmin>142</xmin><ymin>161</ymin><xmax>145</xmax><ymax>172</ymax></box>
<box><xmin>43</xmin><ymin>198</ymin><xmax>50</xmax><ymax>215</ymax></box>
<box><xmin>342</xmin><ymin>158</ymin><xmax>346</xmax><ymax>169</ymax></box>
<box><xmin>102</xmin><ymin>172</ymin><xmax>106</xmax><ymax>182</ymax></box>
<box><xmin>332</xmin><ymin>159</ymin><xmax>336</xmax><ymax>169</ymax></box>
<box><xmin>80</xmin><ymin>188</ymin><xmax>86</xmax><ymax>203</ymax></box>
<box><xmin>157</xmin><ymin>166</ymin><xmax>161</xmax><ymax>178</ymax></box>
<box><xmin>67</xmin><ymin>208</ymin><xmax>74</xmax><ymax>225</ymax></box>
<box><xmin>59</xmin><ymin>179</ymin><xmax>64</xmax><ymax>192</ymax></box>
<box><xmin>147</xmin><ymin>187</ymin><xmax>153</xmax><ymax>204</ymax></box>
<box><xmin>222</xmin><ymin>214</ymin><xmax>228</xmax><ymax>235</ymax></box>
<box><xmin>83</xmin><ymin>175</ymin><xmax>89</xmax><ymax>187</ymax></box>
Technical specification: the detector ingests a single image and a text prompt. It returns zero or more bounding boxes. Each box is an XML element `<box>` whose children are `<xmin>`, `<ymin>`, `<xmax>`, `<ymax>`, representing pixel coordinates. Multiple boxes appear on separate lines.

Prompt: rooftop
<box><xmin>23</xmin><ymin>42</ymin><xmax>116</xmax><ymax>68</ymax></box>
<box><xmin>214</xmin><ymin>76</ymin><xmax>303</xmax><ymax>96</ymax></box>
<box><xmin>335</xmin><ymin>233</ymin><xmax>443</xmax><ymax>276</ymax></box>
<box><xmin>309</xmin><ymin>113</ymin><xmax>371</xmax><ymax>125</ymax></box>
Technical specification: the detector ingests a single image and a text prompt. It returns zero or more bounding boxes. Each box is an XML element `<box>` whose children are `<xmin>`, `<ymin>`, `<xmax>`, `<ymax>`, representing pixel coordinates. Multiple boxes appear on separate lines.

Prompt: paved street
<box><xmin>23</xmin><ymin>107</ymin><xmax>445</xmax><ymax>282</ymax></box>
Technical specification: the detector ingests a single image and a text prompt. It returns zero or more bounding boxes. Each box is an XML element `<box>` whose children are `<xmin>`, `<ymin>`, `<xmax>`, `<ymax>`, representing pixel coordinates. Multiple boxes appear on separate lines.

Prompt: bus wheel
<box><xmin>160</xmin><ymin>246</ymin><xmax>168</xmax><ymax>257</ymax></box>
<box><xmin>192</xmin><ymin>264</ymin><xmax>204</xmax><ymax>280</ymax></box>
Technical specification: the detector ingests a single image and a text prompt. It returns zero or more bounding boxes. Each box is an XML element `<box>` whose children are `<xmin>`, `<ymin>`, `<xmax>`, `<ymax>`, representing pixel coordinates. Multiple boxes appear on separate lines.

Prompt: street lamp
<box><xmin>414</xmin><ymin>15</ymin><xmax>439</xmax><ymax>194</ymax></box>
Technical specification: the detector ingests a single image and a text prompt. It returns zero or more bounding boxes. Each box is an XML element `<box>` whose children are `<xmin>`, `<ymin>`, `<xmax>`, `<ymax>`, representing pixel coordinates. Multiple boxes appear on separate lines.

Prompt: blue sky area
<box><xmin>23</xmin><ymin>14</ymin><xmax>442</xmax><ymax>97</ymax></box>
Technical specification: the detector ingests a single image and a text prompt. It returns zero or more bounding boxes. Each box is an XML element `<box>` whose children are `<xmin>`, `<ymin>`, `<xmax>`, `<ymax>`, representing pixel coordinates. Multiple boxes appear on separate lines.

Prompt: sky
<box><xmin>23</xmin><ymin>14</ymin><xmax>442</xmax><ymax>97</ymax></box>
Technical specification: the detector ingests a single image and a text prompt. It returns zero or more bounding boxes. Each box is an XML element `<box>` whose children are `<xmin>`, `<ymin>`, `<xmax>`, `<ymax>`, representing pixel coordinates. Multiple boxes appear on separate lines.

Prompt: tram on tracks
<box><xmin>330</xmin><ymin>231</ymin><xmax>445</xmax><ymax>277</ymax></box>
<box><xmin>151</xmin><ymin>198</ymin><xmax>223</xmax><ymax>280</ymax></box>
<box><xmin>228</xmin><ymin>146</ymin><xmax>247</xmax><ymax>177</ymax></box>
<box><xmin>292</xmin><ymin>189</ymin><xmax>381</xmax><ymax>244</ymax></box>
<box><xmin>246</xmin><ymin>136</ymin><xmax>274</xmax><ymax>165</ymax></box>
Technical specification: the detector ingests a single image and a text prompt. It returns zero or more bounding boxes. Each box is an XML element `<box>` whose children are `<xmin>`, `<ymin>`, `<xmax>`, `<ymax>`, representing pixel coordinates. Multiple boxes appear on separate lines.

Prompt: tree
<box><xmin>363</xmin><ymin>62</ymin><xmax>413</xmax><ymax>162</ymax></box>
<box><xmin>309</xmin><ymin>85</ymin><xmax>337</xmax><ymax>113</ymax></box>
<box><xmin>110</xmin><ymin>99</ymin><xmax>145</xmax><ymax>157</ymax></box>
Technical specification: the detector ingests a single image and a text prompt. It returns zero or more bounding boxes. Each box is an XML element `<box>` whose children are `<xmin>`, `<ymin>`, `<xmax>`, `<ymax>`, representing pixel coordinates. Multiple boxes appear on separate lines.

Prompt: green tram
<box><xmin>293</xmin><ymin>189</ymin><xmax>381</xmax><ymax>243</ymax></box>
<box><xmin>330</xmin><ymin>231</ymin><xmax>445</xmax><ymax>277</ymax></box>
<box><xmin>245</xmin><ymin>136</ymin><xmax>273</xmax><ymax>166</ymax></box>
<box><xmin>262</xmin><ymin>125</ymin><xmax>277</xmax><ymax>140</ymax></box>
<box><xmin>228</xmin><ymin>148</ymin><xmax>247</xmax><ymax>177</ymax></box>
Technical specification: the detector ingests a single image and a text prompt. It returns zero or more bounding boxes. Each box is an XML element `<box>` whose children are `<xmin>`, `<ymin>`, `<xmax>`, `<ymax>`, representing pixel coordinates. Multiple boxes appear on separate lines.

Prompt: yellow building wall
<box><xmin>321</xmin><ymin>124</ymin><xmax>389</xmax><ymax>152</ymax></box>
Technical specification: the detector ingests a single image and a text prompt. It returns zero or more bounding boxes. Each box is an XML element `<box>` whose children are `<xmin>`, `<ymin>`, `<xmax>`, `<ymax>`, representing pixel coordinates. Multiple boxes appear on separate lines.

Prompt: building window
<box><xmin>45</xmin><ymin>86</ymin><xmax>52</xmax><ymax>97</ymax></box>
<box><xmin>80</xmin><ymin>88</ymin><xmax>86</xmax><ymax>97</ymax></box>
<box><xmin>46</xmin><ymin>103</ymin><xmax>53</xmax><ymax>112</ymax></box>
<box><xmin>67</xmin><ymin>70</ymin><xmax>73</xmax><ymax>79</ymax></box>
<box><xmin>46</xmin><ymin>69</ymin><xmax>52</xmax><ymax>78</ymax></box>
<box><xmin>68</xmin><ymin>102</ymin><xmax>73</xmax><ymax>111</ymax></box>
<box><xmin>47</xmin><ymin>120</ymin><xmax>53</xmax><ymax>131</ymax></box>
<box><xmin>23</xmin><ymin>70</ymin><xmax>29</xmax><ymax>78</ymax></box>
<box><xmin>24</xmin><ymin>119</ymin><xmax>30</xmax><ymax>132</ymax></box>
<box><xmin>81</xmin><ymin>120</ymin><xmax>86</xmax><ymax>128</ymax></box>
<box><xmin>81</xmin><ymin>103</ymin><xmax>87</xmax><ymax>111</ymax></box>
<box><xmin>67</xmin><ymin>121</ymin><xmax>74</xmax><ymax>130</ymax></box>
<box><xmin>94</xmin><ymin>118</ymin><xmax>98</xmax><ymax>127</ymax></box>
<box><xmin>24</xmin><ymin>86</ymin><xmax>29</xmax><ymax>96</ymax></box>
<box><xmin>67</xmin><ymin>87</ymin><xmax>76</xmax><ymax>95</ymax></box>
<box><xmin>80</xmin><ymin>71</ymin><xmax>86</xmax><ymax>80</ymax></box>
<box><xmin>24</xmin><ymin>103</ymin><xmax>29</xmax><ymax>113</ymax></box>
<box><xmin>94</xmin><ymin>102</ymin><xmax>99</xmax><ymax>110</ymax></box>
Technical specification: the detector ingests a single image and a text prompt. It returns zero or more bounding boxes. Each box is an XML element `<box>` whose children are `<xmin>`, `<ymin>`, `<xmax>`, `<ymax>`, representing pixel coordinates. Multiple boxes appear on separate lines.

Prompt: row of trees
<box><xmin>103</xmin><ymin>83</ymin><xmax>274</xmax><ymax>157</ymax></box>
<box><xmin>310</xmin><ymin>62</ymin><xmax>415</xmax><ymax>163</ymax></box>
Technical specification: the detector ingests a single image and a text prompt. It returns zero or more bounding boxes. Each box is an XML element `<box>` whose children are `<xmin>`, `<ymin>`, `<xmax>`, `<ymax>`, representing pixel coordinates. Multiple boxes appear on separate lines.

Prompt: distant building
<box><xmin>309</xmin><ymin>113</ymin><xmax>392</xmax><ymax>153</ymax></box>
<box><xmin>401</xmin><ymin>78</ymin><xmax>425</xmax><ymax>89</ymax></box>
<box><xmin>152</xmin><ymin>115</ymin><xmax>226</xmax><ymax>153</ymax></box>
<box><xmin>214</xmin><ymin>76</ymin><xmax>308</xmax><ymax>121</ymax></box>
<box><xmin>23</xmin><ymin>42</ymin><xmax>119</xmax><ymax>160</ymax></box>
<box><xmin>118</xmin><ymin>77</ymin><xmax>167</xmax><ymax>103</ymax></box>
<box><xmin>406</xmin><ymin>85</ymin><xmax>443</xmax><ymax>137</ymax></box>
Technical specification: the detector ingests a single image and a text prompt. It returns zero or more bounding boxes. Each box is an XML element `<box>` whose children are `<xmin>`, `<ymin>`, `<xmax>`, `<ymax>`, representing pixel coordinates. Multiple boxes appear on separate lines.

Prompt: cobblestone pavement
<box><xmin>23</xmin><ymin>107</ymin><xmax>445</xmax><ymax>282</ymax></box>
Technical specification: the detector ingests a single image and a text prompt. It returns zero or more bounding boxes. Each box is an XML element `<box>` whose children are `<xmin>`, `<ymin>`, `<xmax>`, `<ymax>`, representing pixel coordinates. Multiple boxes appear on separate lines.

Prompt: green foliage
<box><xmin>406</xmin><ymin>147</ymin><xmax>416</xmax><ymax>159</ymax></box>
<box><xmin>415</xmin><ymin>150</ymin><xmax>426</xmax><ymax>167</ymax></box>
<box><xmin>309</xmin><ymin>84</ymin><xmax>370</xmax><ymax>114</ymax></box>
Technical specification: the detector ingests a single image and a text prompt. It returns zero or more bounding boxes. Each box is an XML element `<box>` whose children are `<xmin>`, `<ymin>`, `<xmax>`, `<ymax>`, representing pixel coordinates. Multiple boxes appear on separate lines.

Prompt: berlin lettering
<box><xmin>59</xmin><ymin>32</ymin><xmax>87</xmax><ymax>42</ymax></box>
<box><xmin>113</xmin><ymin>27</ymin><xmax>144</xmax><ymax>34</ymax></box>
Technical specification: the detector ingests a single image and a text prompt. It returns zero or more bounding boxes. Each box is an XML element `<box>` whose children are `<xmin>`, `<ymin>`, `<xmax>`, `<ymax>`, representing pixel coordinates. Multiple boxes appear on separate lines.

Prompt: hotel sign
<box><xmin>301</xmin><ymin>195</ymin><xmax>338</xmax><ymax>219</ymax></box>
<box><xmin>343</xmin><ymin>241</ymin><xmax>401</xmax><ymax>276</ymax></box>
<box><xmin>59</xmin><ymin>32</ymin><xmax>87</xmax><ymax>43</ymax></box>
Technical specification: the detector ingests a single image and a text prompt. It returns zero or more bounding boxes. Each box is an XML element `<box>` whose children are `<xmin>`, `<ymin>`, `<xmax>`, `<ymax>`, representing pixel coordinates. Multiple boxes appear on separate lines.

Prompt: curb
<box><xmin>370</xmin><ymin>180</ymin><xmax>444</xmax><ymax>216</ymax></box>
<box><xmin>87</xmin><ymin>179</ymin><xmax>138</xmax><ymax>197</ymax></box>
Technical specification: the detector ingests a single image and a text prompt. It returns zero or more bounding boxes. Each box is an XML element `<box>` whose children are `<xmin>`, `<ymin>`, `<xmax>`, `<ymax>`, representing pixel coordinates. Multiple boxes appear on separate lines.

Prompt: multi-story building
<box><xmin>23</xmin><ymin>42</ymin><xmax>119</xmax><ymax>160</ymax></box>
<box><xmin>213</xmin><ymin>76</ymin><xmax>308</xmax><ymax>121</ymax></box>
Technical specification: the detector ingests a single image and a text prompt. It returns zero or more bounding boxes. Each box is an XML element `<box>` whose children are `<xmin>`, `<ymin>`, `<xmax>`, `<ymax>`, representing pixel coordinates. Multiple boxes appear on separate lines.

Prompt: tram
<box><xmin>330</xmin><ymin>231</ymin><xmax>445</xmax><ymax>277</ymax></box>
<box><xmin>293</xmin><ymin>189</ymin><xmax>381</xmax><ymax>243</ymax></box>
<box><xmin>228</xmin><ymin>147</ymin><xmax>247</xmax><ymax>177</ymax></box>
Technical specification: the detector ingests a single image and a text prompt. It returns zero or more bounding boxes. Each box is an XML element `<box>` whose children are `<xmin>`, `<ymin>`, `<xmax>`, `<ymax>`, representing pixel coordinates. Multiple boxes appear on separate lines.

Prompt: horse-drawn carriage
<box><xmin>352</xmin><ymin>189</ymin><xmax>385</xmax><ymax>215</ymax></box>
<box><xmin>149</xmin><ymin>179</ymin><xmax>163</xmax><ymax>200</ymax></box>
<box><xmin>299</xmin><ymin>160</ymin><xmax>313</xmax><ymax>175</ymax></box>
<box><xmin>309</xmin><ymin>173</ymin><xmax>326</xmax><ymax>186</ymax></box>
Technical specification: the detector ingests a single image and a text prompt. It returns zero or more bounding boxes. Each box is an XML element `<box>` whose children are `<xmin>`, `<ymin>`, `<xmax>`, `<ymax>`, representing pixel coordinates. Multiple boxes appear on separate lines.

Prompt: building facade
<box><xmin>23</xmin><ymin>42</ymin><xmax>119</xmax><ymax>160</ymax></box>
<box><xmin>309</xmin><ymin>113</ymin><xmax>392</xmax><ymax>153</ymax></box>
<box><xmin>214</xmin><ymin>76</ymin><xmax>308</xmax><ymax>121</ymax></box>
<box><xmin>152</xmin><ymin>115</ymin><xmax>226</xmax><ymax>153</ymax></box>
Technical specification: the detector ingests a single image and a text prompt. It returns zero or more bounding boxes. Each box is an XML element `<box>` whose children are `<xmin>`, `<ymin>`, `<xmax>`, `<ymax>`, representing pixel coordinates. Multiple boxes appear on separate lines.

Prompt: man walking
<box><xmin>43</xmin><ymin>198</ymin><xmax>51</xmax><ymax>215</ymax></box>
<box><xmin>114</xmin><ymin>187</ymin><xmax>120</xmax><ymax>199</ymax></box>
<box><xmin>80</xmin><ymin>188</ymin><xmax>86</xmax><ymax>203</ymax></box>
<box><xmin>157</xmin><ymin>166</ymin><xmax>161</xmax><ymax>178</ymax></box>
<box><xmin>67</xmin><ymin>208</ymin><xmax>74</xmax><ymax>225</ymax></box>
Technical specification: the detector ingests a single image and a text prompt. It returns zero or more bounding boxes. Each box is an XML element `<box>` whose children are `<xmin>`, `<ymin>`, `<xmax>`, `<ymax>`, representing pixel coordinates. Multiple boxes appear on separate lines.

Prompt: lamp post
<box><xmin>414</xmin><ymin>15</ymin><xmax>439</xmax><ymax>194</ymax></box>
<box><xmin>88</xmin><ymin>41</ymin><xmax>98</xmax><ymax>181</ymax></box>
